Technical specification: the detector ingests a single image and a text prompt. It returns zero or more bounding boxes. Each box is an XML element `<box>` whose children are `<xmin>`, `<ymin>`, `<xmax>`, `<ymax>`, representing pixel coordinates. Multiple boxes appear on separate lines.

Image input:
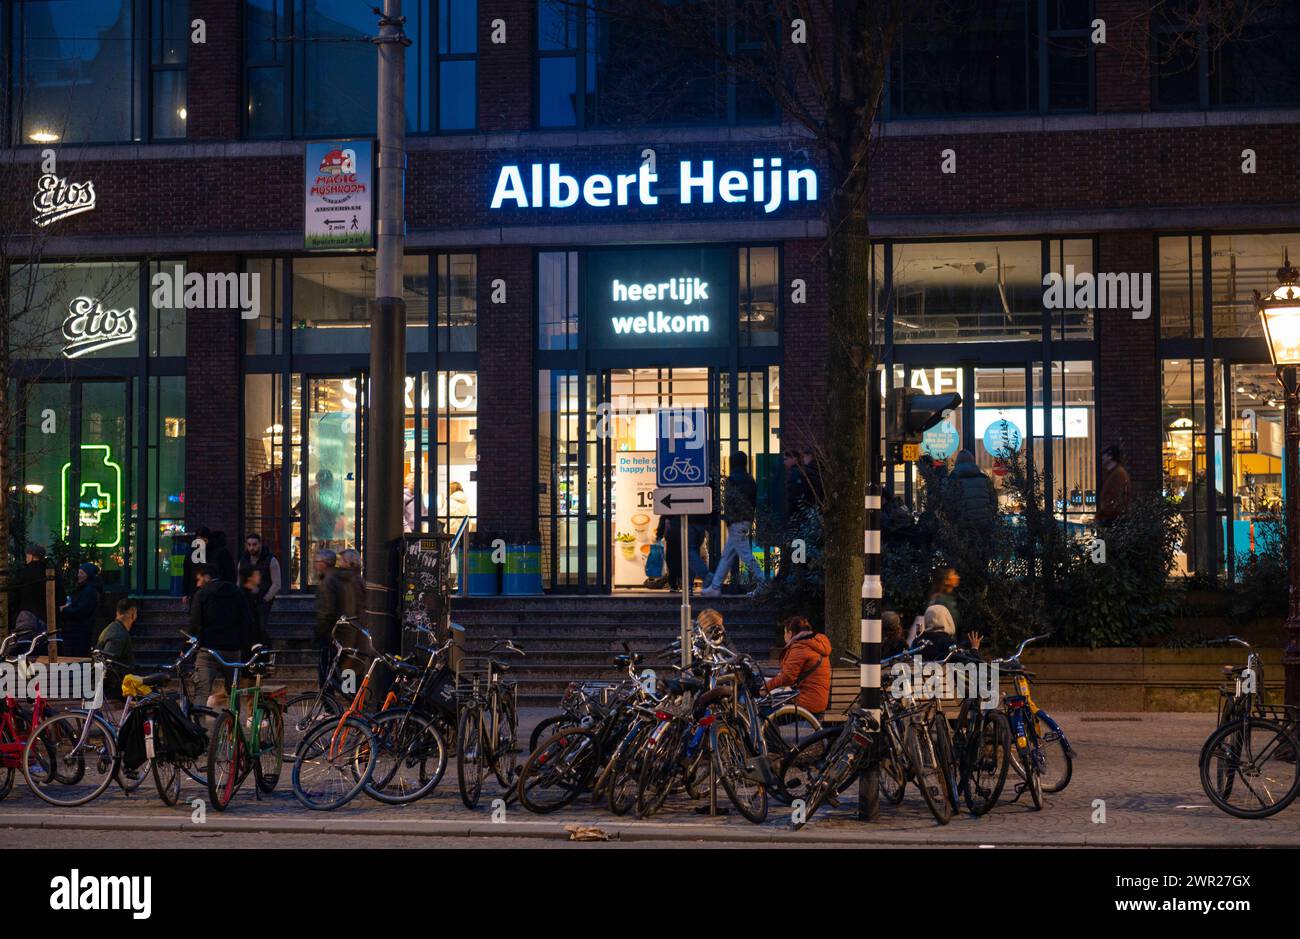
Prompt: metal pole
<box><xmin>680</xmin><ymin>516</ymin><xmax>692</xmax><ymax>668</ymax></box>
<box><xmin>1280</xmin><ymin>366</ymin><xmax>1300</xmax><ymax>710</ymax></box>
<box><xmin>858</xmin><ymin>370</ymin><xmax>883</xmax><ymax>820</ymax></box>
<box><xmin>363</xmin><ymin>0</ymin><xmax>409</xmax><ymax>655</ymax></box>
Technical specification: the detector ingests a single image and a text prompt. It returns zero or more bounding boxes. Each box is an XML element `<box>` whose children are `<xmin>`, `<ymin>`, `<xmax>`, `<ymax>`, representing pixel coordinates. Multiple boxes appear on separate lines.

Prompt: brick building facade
<box><xmin>5</xmin><ymin>0</ymin><xmax>1299</xmax><ymax>593</ymax></box>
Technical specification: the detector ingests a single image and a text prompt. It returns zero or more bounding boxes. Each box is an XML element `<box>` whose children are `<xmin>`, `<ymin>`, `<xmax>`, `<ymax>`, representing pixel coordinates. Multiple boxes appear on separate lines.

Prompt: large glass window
<box><xmin>244</xmin><ymin>0</ymin><xmax>476</xmax><ymax>138</ymax></box>
<box><xmin>1159</xmin><ymin>234</ymin><xmax>1204</xmax><ymax>339</ymax></box>
<box><xmin>147</xmin><ymin>259</ymin><xmax>186</xmax><ymax>356</ymax></box>
<box><xmin>535</xmin><ymin>0</ymin><xmax>776</xmax><ymax>129</ymax></box>
<box><xmin>1162</xmin><ymin>358</ymin><xmax>1228</xmax><ymax>576</ymax></box>
<box><xmin>429</xmin><ymin>370</ymin><xmax>478</xmax><ymax>534</ymax></box>
<box><xmin>11</xmin><ymin>0</ymin><xmax>187</xmax><ymax>144</ymax></box>
<box><xmin>538</xmin><ymin>250</ymin><xmax>579</xmax><ymax>351</ymax></box>
<box><xmin>1227</xmin><ymin>363</ymin><xmax>1284</xmax><ymax>573</ymax></box>
<box><xmin>891</xmin><ymin>240</ymin><xmax>1045</xmax><ymax>343</ymax></box>
<box><xmin>8</xmin><ymin>262</ymin><xmax>142</xmax><ymax>360</ymax></box>
<box><xmin>1153</xmin><ymin>1</ymin><xmax>1300</xmax><ymax>109</ymax></box>
<box><xmin>739</xmin><ymin>247</ymin><xmax>779</xmax><ymax>348</ymax></box>
<box><xmin>1160</xmin><ymin>233</ymin><xmax>1300</xmax><ymax>339</ymax></box>
<box><xmin>889</xmin><ymin>0</ymin><xmax>1093</xmax><ymax>118</ymax></box>
<box><xmin>290</xmin><ymin>255</ymin><xmax>429</xmax><ymax>354</ymax></box>
<box><xmin>142</xmin><ymin>375</ymin><xmax>185</xmax><ymax>590</ymax></box>
<box><xmin>435</xmin><ymin>253</ymin><xmax>476</xmax><ymax>352</ymax></box>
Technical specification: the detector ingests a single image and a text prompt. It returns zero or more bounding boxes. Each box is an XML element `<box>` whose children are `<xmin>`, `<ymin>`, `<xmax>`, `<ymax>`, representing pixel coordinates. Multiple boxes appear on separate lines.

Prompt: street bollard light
<box><xmin>1254</xmin><ymin>250</ymin><xmax>1300</xmax><ymax>709</ymax></box>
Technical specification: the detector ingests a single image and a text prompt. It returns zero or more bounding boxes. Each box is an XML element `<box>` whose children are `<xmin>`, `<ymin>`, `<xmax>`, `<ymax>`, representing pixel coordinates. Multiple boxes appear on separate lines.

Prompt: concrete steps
<box><xmin>136</xmin><ymin>593</ymin><xmax>782</xmax><ymax>705</ymax></box>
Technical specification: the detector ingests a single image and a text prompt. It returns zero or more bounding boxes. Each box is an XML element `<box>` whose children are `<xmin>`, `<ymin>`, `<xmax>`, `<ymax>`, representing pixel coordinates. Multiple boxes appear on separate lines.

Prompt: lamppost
<box><xmin>1255</xmin><ymin>250</ymin><xmax>1300</xmax><ymax>709</ymax></box>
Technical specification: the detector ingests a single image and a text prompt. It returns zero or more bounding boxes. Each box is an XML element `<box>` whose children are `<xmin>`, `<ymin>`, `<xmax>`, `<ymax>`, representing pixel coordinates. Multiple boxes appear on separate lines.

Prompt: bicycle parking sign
<box><xmin>656</xmin><ymin>407</ymin><xmax>708</xmax><ymax>488</ymax></box>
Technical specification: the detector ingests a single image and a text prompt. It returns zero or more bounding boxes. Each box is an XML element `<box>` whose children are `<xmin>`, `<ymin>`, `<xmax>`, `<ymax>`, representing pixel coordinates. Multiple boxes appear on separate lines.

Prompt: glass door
<box><xmin>293</xmin><ymin>374</ymin><xmax>363</xmax><ymax>588</ymax></box>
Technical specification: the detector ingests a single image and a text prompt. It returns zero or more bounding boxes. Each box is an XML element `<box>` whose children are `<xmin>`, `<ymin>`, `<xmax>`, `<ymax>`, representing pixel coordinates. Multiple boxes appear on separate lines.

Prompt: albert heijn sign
<box><xmin>489</xmin><ymin>155</ymin><xmax>819</xmax><ymax>214</ymax></box>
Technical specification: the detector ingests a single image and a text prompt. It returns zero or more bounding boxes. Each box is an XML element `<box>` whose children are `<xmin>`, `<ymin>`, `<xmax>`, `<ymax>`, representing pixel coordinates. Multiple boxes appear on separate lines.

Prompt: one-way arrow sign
<box><xmin>653</xmin><ymin>486</ymin><xmax>712</xmax><ymax>516</ymax></box>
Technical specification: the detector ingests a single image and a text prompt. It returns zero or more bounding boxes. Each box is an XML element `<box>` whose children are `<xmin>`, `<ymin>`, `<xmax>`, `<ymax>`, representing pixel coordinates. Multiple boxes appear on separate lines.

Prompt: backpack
<box><xmin>644</xmin><ymin>543</ymin><xmax>665</xmax><ymax>579</ymax></box>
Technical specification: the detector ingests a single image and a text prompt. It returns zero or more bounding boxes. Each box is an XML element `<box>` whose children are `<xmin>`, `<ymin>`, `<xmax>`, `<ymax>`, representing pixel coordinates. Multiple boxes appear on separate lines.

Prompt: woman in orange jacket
<box><xmin>765</xmin><ymin>616</ymin><xmax>832</xmax><ymax>714</ymax></box>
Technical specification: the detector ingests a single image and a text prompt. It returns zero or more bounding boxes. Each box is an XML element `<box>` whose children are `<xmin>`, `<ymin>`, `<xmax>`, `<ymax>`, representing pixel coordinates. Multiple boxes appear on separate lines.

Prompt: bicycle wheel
<box><xmin>291</xmin><ymin>716</ymin><xmax>377</xmax><ymax>810</ymax></box>
<box><xmin>1200</xmin><ymin>717</ymin><xmax>1300</xmax><ymax>819</ymax></box>
<box><xmin>22</xmin><ymin>712</ymin><xmax>117</xmax><ymax>807</ymax></box>
<box><xmin>1037</xmin><ymin>717</ymin><xmax>1073</xmax><ymax>793</ymax></box>
<box><xmin>636</xmin><ymin>724</ymin><xmax>683</xmax><ymax>818</ymax></box>
<box><xmin>762</xmin><ymin>706</ymin><xmax>821</xmax><ymax>802</ymax></box>
<box><xmin>152</xmin><ymin>757</ymin><xmax>181</xmax><ymax>805</ymax></box>
<box><xmin>253</xmin><ymin>699</ymin><xmax>284</xmax><ymax>794</ymax></box>
<box><xmin>516</xmin><ymin>728</ymin><xmax>599</xmax><ymax>813</ymax></box>
<box><xmin>457</xmin><ymin>706</ymin><xmax>487</xmax><ymax>809</ymax></box>
<box><xmin>903</xmin><ymin>718</ymin><xmax>951</xmax><ymax>825</ymax></box>
<box><xmin>930</xmin><ymin>716</ymin><xmax>961</xmax><ymax>815</ymax></box>
<box><xmin>181</xmin><ymin>704</ymin><xmax>217</xmax><ymax>786</ymax></box>
<box><xmin>608</xmin><ymin>723</ymin><xmax>655</xmax><ymax>815</ymax></box>
<box><xmin>283</xmin><ymin>691</ymin><xmax>341</xmax><ymax>760</ymax></box>
<box><xmin>713</xmin><ymin>721</ymin><xmax>768</xmax><ymax>823</ymax></box>
<box><xmin>492</xmin><ymin>688</ymin><xmax>520</xmax><ymax>789</ymax></box>
<box><xmin>207</xmin><ymin>711</ymin><xmax>244</xmax><ymax>811</ymax></box>
<box><xmin>529</xmin><ymin>714</ymin><xmax>572</xmax><ymax>754</ymax></box>
<box><xmin>365</xmin><ymin>708</ymin><xmax>448</xmax><ymax>804</ymax></box>
<box><xmin>880</xmin><ymin>739</ymin><xmax>907</xmax><ymax>805</ymax></box>
<box><xmin>963</xmin><ymin>711</ymin><xmax>1011</xmax><ymax>816</ymax></box>
<box><xmin>0</xmin><ymin>766</ymin><xmax>12</xmax><ymax>800</ymax></box>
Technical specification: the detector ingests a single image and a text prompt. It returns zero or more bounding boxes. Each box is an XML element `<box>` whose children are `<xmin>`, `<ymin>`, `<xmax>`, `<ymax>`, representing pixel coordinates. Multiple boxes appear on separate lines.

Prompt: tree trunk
<box><xmin>0</xmin><ymin>320</ymin><xmax>10</xmax><ymax>637</ymax></box>
<box><xmin>821</xmin><ymin>195</ymin><xmax>874</xmax><ymax>655</ymax></box>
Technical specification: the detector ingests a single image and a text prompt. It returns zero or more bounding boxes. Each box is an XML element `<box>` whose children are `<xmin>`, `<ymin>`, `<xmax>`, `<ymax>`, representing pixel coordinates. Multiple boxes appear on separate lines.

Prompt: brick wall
<box><xmin>475</xmin><ymin>246</ymin><xmax>535</xmax><ymax>535</ymax></box>
<box><xmin>189</xmin><ymin>0</ymin><xmax>242</xmax><ymax>141</ymax></box>
<box><xmin>1096</xmin><ymin>231</ymin><xmax>1159</xmax><ymax>495</ymax></box>
<box><xmin>1094</xmin><ymin>0</ymin><xmax>1151</xmax><ymax>113</ymax></box>
<box><xmin>780</xmin><ymin>238</ymin><xmax>827</xmax><ymax>452</ymax></box>
<box><xmin>183</xmin><ymin>253</ymin><xmax>243</xmax><ymax>540</ymax></box>
<box><xmin>479</xmin><ymin>0</ymin><xmax>534</xmax><ymax>132</ymax></box>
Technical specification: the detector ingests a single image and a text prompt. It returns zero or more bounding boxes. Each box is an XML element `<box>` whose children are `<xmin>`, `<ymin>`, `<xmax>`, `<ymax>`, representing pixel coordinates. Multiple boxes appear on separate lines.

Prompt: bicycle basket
<box><xmin>454</xmin><ymin>656</ymin><xmax>494</xmax><ymax>697</ymax></box>
<box><xmin>1255</xmin><ymin>703</ymin><xmax>1300</xmax><ymax>728</ymax></box>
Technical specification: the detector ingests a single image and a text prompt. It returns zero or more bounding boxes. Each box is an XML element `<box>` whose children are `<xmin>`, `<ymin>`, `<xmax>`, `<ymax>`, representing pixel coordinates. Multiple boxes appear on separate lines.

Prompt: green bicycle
<box><xmin>204</xmin><ymin>645</ymin><xmax>284</xmax><ymax>811</ymax></box>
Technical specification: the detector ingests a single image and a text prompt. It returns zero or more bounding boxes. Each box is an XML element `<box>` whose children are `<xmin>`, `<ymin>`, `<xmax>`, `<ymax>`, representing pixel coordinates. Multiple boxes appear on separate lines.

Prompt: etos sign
<box><xmin>585</xmin><ymin>246</ymin><xmax>732</xmax><ymax>350</ymax></box>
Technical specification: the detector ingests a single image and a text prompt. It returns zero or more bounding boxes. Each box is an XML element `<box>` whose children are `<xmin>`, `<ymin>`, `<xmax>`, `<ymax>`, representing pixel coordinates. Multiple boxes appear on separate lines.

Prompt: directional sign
<box><xmin>656</xmin><ymin>407</ymin><xmax>708</xmax><ymax>488</ymax></box>
<box><xmin>653</xmin><ymin>486</ymin><xmax>712</xmax><ymax>516</ymax></box>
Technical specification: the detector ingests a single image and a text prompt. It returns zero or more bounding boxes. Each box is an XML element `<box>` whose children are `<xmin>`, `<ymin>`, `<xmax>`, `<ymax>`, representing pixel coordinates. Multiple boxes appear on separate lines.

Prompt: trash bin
<box><xmin>465</xmin><ymin>534</ymin><xmax>500</xmax><ymax>596</ymax></box>
<box><xmin>170</xmin><ymin>532</ymin><xmax>192</xmax><ymax>597</ymax></box>
<box><xmin>502</xmin><ymin>536</ymin><xmax>542</xmax><ymax>596</ymax></box>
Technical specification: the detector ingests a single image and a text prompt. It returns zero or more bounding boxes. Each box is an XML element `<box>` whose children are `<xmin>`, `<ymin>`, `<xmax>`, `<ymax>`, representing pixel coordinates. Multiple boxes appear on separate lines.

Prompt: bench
<box><xmin>822</xmin><ymin>667</ymin><xmax>963</xmax><ymax>724</ymax></box>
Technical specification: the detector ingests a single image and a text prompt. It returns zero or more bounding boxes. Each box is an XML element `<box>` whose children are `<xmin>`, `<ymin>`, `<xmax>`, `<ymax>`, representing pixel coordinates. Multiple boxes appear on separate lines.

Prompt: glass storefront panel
<box><xmin>1227</xmin><ymin>363</ymin><xmax>1286</xmax><ymax>571</ymax></box>
<box><xmin>1047</xmin><ymin>361</ymin><xmax>1097</xmax><ymax>525</ymax></box>
<box><xmin>892</xmin><ymin>240</ymin><xmax>1044</xmax><ymax>344</ymax></box>
<box><xmin>431</xmin><ymin>371</ymin><xmax>478</xmax><ymax>534</ymax></box>
<box><xmin>1162</xmin><ymin>358</ymin><xmax>1228</xmax><ymax>575</ymax></box>
<box><xmin>739</xmin><ymin>247</ymin><xmax>779</xmax><ymax>347</ymax></box>
<box><xmin>8</xmin><ymin>262</ymin><xmax>141</xmax><ymax>360</ymax></box>
<box><xmin>291</xmin><ymin>256</ymin><xmax>429</xmax><ymax>355</ymax></box>
<box><xmin>538</xmin><ymin>370</ymin><xmax>585</xmax><ymax>588</ymax></box>
<box><xmin>143</xmin><ymin>376</ymin><xmax>186</xmax><ymax>590</ymax></box>
<box><xmin>244</xmin><ymin>258</ymin><xmax>284</xmax><ymax>355</ymax></box>
<box><xmin>1049</xmin><ymin>239</ymin><xmax>1095</xmax><ymax>340</ymax></box>
<box><xmin>435</xmin><ymin>254</ymin><xmax>476</xmax><ymax>352</ymax></box>
<box><xmin>1209</xmin><ymin>233</ymin><xmax>1300</xmax><ymax>339</ymax></box>
<box><xmin>79</xmin><ymin>382</ymin><xmax>130</xmax><ymax>586</ymax></box>
<box><xmin>147</xmin><ymin>260</ymin><xmax>187</xmax><ymax>356</ymax></box>
<box><xmin>244</xmin><ymin>373</ymin><xmax>287</xmax><ymax>561</ymax></box>
<box><xmin>20</xmin><ymin>384</ymin><xmax>72</xmax><ymax>556</ymax></box>
<box><xmin>538</xmin><ymin>251</ymin><xmax>580</xmax><ymax>351</ymax></box>
<box><xmin>1159</xmin><ymin>235</ymin><xmax>1203</xmax><ymax>339</ymax></box>
<box><xmin>303</xmin><ymin>377</ymin><xmax>360</xmax><ymax>579</ymax></box>
<box><xmin>973</xmin><ymin>366</ymin><xmax>1028</xmax><ymax>511</ymax></box>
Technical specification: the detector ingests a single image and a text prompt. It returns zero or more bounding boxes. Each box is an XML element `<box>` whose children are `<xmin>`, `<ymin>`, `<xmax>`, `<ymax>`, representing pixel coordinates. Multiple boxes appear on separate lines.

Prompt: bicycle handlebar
<box><xmin>201</xmin><ymin>644</ymin><xmax>272</xmax><ymax>670</ymax></box>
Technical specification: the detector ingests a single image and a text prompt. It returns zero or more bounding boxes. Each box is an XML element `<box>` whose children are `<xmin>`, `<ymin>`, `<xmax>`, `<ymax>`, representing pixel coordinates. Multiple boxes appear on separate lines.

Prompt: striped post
<box><xmin>859</xmin><ymin>369</ymin><xmax>884</xmax><ymax>820</ymax></box>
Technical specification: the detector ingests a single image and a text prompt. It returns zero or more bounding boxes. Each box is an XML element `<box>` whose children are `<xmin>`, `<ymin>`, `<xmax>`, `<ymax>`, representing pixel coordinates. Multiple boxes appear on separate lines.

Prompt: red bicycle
<box><xmin>0</xmin><ymin>631</ymin><xmax>60</xmax><ymax>800</ymax></box>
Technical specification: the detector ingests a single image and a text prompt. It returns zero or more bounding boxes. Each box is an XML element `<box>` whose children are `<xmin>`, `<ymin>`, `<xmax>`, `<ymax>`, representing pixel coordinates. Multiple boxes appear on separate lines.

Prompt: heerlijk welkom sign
<box><xmin>584</xmin><ymin>246</ymin><xmax>732</xmax><ymax>350</ymax></box>
<box><xmin>490</xmin><ymin>157</ymin><xmax>818</xmax><ymax>214</ymax></box>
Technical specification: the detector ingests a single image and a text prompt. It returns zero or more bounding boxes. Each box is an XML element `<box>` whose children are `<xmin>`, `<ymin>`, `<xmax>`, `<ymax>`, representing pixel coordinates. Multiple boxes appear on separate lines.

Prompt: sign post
<box><xmin>655</xmin><ymin>408</ymin><xmax>709</xmax><ymax>671</ymax></box>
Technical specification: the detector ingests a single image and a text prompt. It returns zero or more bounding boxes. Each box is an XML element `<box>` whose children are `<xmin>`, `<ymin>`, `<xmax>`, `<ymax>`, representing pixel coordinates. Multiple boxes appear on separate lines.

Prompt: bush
<box><xmin>1229</xmin><ymin>514</ymin><xmax>1288</xmax><ymax>621</ymax></box>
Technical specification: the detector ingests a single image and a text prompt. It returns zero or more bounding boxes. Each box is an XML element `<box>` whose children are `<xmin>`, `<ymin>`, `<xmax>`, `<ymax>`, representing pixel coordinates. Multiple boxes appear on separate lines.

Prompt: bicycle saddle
<box><xmin>389</xmin><ymin>658</ymin><xmax>423</xmax><ymax>676</ymax></box>
<box><xmin>489</xmin><ymin>660</ymin><xmax>511</xmax><ymax>673</ymax></box>
<box><xmin>613</xmin><ymin>653</ymin><xmax>644</xmax><ymax>668</ymax></box>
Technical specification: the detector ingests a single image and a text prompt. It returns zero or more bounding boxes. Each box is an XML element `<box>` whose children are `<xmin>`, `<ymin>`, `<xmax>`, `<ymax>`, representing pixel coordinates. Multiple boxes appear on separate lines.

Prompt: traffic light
<box><xmin>886</xmin><ymin>388</ymin><xmax>962</xmax><ymax>461</ymax></box>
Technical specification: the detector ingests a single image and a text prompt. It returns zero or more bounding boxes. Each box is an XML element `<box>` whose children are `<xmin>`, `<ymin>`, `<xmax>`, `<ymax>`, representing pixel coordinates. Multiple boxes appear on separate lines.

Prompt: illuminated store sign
<box><xmin>61</xmin><ymin>296</ymin><xmax>138</xmax><ymax>358</ymax></box>
<box><xmin>586</xmin><ymin>247</ymin><xmax>731</xmax><ymax>350</ymax></box>
<box><xmin>61</xmin><ymin>445</ymin><xmax>123</xmax><ymax>548</ymax></box>
<box><xmin>490</xmin><ymin>158</ymin><xmax>818</xmax><ymax>214</ymax></box>
<box><xmin>33</xmin><ymin>173</ymin><xmax>96</xmax><ymax>227</ymax></box>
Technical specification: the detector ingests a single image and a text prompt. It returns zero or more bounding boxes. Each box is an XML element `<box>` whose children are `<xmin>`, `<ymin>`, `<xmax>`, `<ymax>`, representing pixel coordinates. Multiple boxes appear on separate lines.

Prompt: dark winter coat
<box><xmin>190</xmin><ymin>580</ymin><xmax>254</xmax><ymax>651</ymax></box>
<box><xmin>948</xmin><ymin>461</ymin><xmax>998</xmax><ymax>532</ymax></box>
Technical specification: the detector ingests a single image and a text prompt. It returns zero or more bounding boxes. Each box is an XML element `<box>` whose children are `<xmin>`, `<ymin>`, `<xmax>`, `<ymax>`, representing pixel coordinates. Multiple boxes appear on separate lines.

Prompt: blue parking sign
<box><xmin>656</xmin><ymin>408</ymin><xmax>708</xmax><ymax>488</ymax></box>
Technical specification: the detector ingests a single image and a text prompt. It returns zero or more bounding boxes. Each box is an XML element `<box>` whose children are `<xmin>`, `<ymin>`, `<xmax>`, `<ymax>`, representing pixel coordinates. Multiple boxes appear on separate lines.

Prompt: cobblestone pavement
<box><xmin>4</xmin><ymin>711</ymin><xmax>1299</xmax><ymax>846</ymax></box>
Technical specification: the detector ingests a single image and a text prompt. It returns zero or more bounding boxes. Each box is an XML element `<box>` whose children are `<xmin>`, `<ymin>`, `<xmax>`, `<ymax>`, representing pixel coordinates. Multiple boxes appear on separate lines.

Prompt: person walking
<box><xmin>700</xmin><ymin>451</ymin><xmax>766</xmax><ymax>597</ymax></box>
<box><xmin>189</xmin><ymin>563</ymin><xmax>256</xmax><ymax>701</ymax></box>
<box><xmin>237</xmin><ymin>532</ymin><xmax>281</xmax><ymax>644</ymax></box>
<box><xmin>783</xmin><ymin>450</ymin><xmax>810</xmax><ymax>518</ymax></box>
<box><xmin>313</xmin><ymin>549</ymin><xmax>361</xmax><ymax>687</ymax></box>
<box><xmin>13</xmin><ymin>544</ymin><xmax>49</xmax><ymax>647</ymax></box>
<box><xmin>94</xmin><ymin>597</ymin><xmax>139</xmax><ymax>701</ymax></box>
<box><xmin>59</xmin><ymin>562</ymin><xmax>102</xmax><ymax>658</ymax></box>
<box><xmin>764</xmin><ymin>616</ymin><xmax>832</xmax><ymax>715</ymax></box>
<box><xmin>800</xmin><ymin>451</ymin><xmax>824</xmax><ymax>507</ymax></box>
<box><xmin>1097</xmin><ymin>444</ymin><xmax>1131</xmax><ymax>526</ymax></box>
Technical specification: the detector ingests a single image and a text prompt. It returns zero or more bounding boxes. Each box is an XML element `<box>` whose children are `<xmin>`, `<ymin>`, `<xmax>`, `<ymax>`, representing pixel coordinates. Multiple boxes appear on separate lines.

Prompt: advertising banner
<box><xmin>613</xmin><ymin>451</ymin><xmax>658</xmax><ymax>587</ymax></box>
<box><xmin>304</xmin><ymin>140</ymin><xmax>374</xmax><ymax>250</ymax></box>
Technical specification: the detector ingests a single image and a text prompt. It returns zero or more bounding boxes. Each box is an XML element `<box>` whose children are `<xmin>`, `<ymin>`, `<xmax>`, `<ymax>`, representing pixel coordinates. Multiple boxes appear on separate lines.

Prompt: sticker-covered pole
<box><xmin>859</xmin><ymin>371</ymin><xmax>883</xmax><ymax>819</ymax></box>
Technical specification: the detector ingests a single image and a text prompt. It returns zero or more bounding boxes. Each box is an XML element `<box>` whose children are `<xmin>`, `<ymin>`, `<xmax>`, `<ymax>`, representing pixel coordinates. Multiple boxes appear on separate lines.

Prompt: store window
<box><xmin>142</xmin><ymin>375</ymin><xmax>186</xmax><ymax>590</ymax></box>
<box><xmin>891</xmin><ymin>240</ymin><xmax>1044</xmax><ymax>343</ymax></box>
<box><xmin>1153</xmin><ymin>1</ymin><xmax>1300</xmax><ymax>110</ymax></box>
<box><xmin>429</xmin><ymin>370</ymin><xmax>478</xmax><ymax>534</ymax></box>
<box><xmin>1226</xmin><ymin>364</ymin><xmax>1285</xmax><ymax>571</ymax></box>
<box><xmin>1159</xmin><ymin>235</ymin><xmax>1204</xmax><ymax>339</ymax></box>
<box><xmin>739</xmin><ymin>247</ymin><xmax>779</xmax><ymax>347</ymax></box>
<box><xmin>435</xmin><ymin>253</ymin><xmax>476</xmax><ymax>352</ymax></box>
<box><xmin>1209</xmin><ymin>233</ymin><xmax>1300</xmax><ymax>339</ymax></box>
<box><xmin>1045</xmin><ymin>361</ymin><xmax>1096</xmax><ymax>524</ymax></box>
<box><xmin>888</xmin><ymin>0</ymin><xmax>1093</xmax><ymax>118</ymax></box>
<box><xmin>20</xmin><ymin>383</ymin><xmax>72</xmax><ymax>558</ymax></box>
<box><xmin>244</xmin><ymin>0</ymin><xmax>475</xmax><ymax>138</ymax></box>
<box><xmin>290</xmin><ymin>255</ymin><xmax>429</xmax><ymax>354</ymax></box>
<box><xmin>1162</xmin><ymin>358</ymin><xmax>1227</xmax><ymax>576</ymax></box>
<box><xmin>538</xmin><ymin>370</ymin><xmax>596</xmax><ymax>588</ymax></box>
<box><xmin>8</xmin><ymin>262</ymin><xmax>142</xmax><ymax>360</ymax></box>
<box><xmin>535</xmin><ymin>0</ymin><xmax>776</xmax><ymax>129</ymax></box>
<box><xmin>243</xmin><ymin>372</ymin><xmax>288</xmax><ymax>564</ymax></box>
<box><xmin>244</xmin><ymin>258</ymin><xmax>285</xmax><ymax>355</ymax></box>
<box><xmin>11</xmin><ymin>0</ymin><xmax>188</xmax><ymax>144</ymax></box>
<box><xmin>538</xmin><ymin>251</ymin><xmax>580</xmax><ymax>351</ymax></box>
<box><xmin>147</xmin><ymin>260</ymin><xmax>187</xmax><ymax>356</ymax></box>
<box><xmin>1048</xmin><ymin>239</ymin><xmax>1095</xmax><ymax>340</ymax></box>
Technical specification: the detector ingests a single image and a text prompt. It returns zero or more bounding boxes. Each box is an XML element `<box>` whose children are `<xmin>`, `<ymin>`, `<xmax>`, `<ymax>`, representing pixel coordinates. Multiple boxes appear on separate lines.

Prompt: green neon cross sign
<box><xmin>61</xmin><ymin>444</ymin><xmax>123</xmax><ymax>549</ymax></box>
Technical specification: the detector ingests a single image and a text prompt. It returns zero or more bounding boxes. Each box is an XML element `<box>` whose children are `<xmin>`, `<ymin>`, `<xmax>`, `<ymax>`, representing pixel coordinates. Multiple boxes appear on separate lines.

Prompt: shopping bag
<box><xmin>644</xmin><ymin>543</ymin><xmax>665</xmax><ymax>579</ymax></box>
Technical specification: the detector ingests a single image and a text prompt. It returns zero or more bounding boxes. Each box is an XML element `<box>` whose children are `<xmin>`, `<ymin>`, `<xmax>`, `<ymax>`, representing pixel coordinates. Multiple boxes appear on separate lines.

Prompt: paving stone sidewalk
<box><xmin>3</xmin><ymin>712</ymin><xmax>1297</xmax><ymax>846</ymax></box>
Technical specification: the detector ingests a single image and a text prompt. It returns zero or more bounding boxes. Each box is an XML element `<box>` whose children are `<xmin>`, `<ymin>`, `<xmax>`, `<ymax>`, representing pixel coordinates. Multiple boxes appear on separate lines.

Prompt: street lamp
<box><xmin>1254</xmin><ymin>250</ymin><xmax>1300</xmax><ymax>708</ymax></box>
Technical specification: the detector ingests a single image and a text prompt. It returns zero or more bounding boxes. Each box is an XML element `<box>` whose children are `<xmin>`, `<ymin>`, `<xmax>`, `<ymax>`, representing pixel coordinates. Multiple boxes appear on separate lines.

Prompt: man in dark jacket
<box><xmin>13</xmin><ymin>544</ymin><xmax>49</xmax><ymax>646</ymax></box>
<box><xmin>59</xmin><ymin>562</ymin><xmax>102</xmax><ymax>658</ymax></box>
<box><xmin>95</xmin><ymin>597</ymin><xmax>139</xmax><ymax>701</ymax></box>
<box><xmin>701</xmin><ymin>451</ymin><xmax>766</xmax><ymax>597</ymax></box>
<box><xmin>947</xmin><ymin>450</ymin><xmax>998</xmax><ymax>537</ymax></box>
<box><xmin>313</xmin><ymin>549</ymin><xmax>362</xmax><ymax>687</ymax></box>
<box><xmin>190</xmin><ymin>563</ymin><xmax>255</xmax><ymax>698</ymax></box>
<box><xmin>237</xmin><ymin>532</ymin><xmax>281</xmax><ymax>640</ymax></box>
<box><xmin>783</xmin><ymin>450</ymin><xmax>810</xmax><ymax>519</ymax></box>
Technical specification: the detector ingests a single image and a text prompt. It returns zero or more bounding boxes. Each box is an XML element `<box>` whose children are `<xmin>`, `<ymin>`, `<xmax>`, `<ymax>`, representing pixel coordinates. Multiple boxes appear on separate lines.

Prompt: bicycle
<box><xmin>0</xmin><ymin>631</ymin><xmax>61</xmax><ymax>800</ymax></box>
<box><xmin>455</xmin><ymin>639</ymin><xmax>525</xmax><ymax>809</ymax></box>
<box><xmin>204</xmin><ymin>645</ymin><xmax>284</xmax><ymax>811</ymax></box>
<box><xmin>1199</xmin><ymin>636</ymin><xmax>1300</xmax><ymax>818</ymax></box>
<box><xmin>995</xmin><ymin>635</ymin><xmax>1074</xmax><ymax>802</ymax></box>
